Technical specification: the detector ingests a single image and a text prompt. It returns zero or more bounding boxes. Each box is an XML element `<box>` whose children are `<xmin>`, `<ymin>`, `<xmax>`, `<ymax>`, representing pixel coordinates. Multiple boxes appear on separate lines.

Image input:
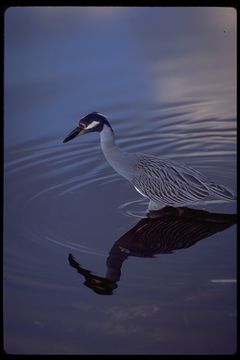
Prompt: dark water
<box><xmin>4</xmin><ymin>7</ymin><xmax>237</xmax><ymax>355</ymax></box>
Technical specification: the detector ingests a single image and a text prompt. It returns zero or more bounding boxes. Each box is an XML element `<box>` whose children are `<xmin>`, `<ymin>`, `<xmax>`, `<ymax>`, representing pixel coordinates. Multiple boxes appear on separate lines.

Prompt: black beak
<box><xmin>63</xmin><ymin>126</ymin><xmax>82</xmax><ymax>143</ymax></box>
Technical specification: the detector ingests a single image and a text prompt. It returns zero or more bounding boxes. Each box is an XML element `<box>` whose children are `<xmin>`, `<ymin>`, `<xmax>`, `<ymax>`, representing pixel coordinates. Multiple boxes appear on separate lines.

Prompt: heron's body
<box><xmin>63</xmin><ymin>113</ymin><xmax>236</xmax><ymax>210</ymax></box>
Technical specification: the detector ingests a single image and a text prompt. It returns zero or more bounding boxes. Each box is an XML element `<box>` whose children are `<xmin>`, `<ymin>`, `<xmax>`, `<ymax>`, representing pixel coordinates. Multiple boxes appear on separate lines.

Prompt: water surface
<box><xmin>4</xmin><ymin>7</ymin><xmax>236</xmax><ymax>355</ymax></box>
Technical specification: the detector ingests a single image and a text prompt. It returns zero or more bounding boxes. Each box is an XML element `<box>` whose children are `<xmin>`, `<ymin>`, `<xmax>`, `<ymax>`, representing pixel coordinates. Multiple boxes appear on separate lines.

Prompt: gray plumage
<box><xmin>63</xmin><ymin>112</ymin><xmax>236</xmax><ymax>210</ymax></box>
<box><xmin>132</xmin><ymin>154</ymin><xmax>235</xmax><ymax>209</ymax></box>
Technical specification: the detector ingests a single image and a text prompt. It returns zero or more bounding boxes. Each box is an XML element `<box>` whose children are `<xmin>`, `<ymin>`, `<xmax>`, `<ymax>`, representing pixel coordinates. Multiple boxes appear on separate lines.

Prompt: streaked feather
<box><xmin>132</xmin><ymin>154</ymin><xmax>236</xmax><ymax>206</ymax></box>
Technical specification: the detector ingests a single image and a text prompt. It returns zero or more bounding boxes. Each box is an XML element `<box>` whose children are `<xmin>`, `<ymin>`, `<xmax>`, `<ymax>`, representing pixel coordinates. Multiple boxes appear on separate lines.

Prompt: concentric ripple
<box><xmin>5</xmin><ymin>135</ymin><xmax>120</xmax><ymax>202</ymax></box>
<box><xmin>4</xmin><ymin>135</ymin><xmax>121</xmax><ymax>257</ymax></box>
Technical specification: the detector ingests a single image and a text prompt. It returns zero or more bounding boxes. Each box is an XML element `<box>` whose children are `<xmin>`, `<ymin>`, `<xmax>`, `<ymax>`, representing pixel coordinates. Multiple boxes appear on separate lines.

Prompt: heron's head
<box><xmin>63</xmin><ymin>112</ymin><xmax>112</xmax><ymax>143</ymax></box>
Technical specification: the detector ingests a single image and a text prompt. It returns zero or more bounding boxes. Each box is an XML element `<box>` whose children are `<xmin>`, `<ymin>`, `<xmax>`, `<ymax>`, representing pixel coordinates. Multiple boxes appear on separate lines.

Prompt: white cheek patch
<box><xmin>85</xmin><ymin>121</ymin><xmax>100</xmax><ymax>130</ymax></box>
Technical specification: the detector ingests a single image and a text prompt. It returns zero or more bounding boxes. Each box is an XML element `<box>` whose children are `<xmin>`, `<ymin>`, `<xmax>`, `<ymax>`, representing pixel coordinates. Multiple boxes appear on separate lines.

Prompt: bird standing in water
<box><xmin>63</xmin><ymin>112</ymin><xmax>236</xmax><ymax>211</ymax></box>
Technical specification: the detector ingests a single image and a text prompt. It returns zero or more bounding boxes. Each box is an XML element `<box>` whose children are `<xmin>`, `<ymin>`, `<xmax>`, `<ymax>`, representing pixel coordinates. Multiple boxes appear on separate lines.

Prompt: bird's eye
<box><xmin>78</xmin><ymin>123</ymin><xmax>86</xmax><ymax>130</ymax></box>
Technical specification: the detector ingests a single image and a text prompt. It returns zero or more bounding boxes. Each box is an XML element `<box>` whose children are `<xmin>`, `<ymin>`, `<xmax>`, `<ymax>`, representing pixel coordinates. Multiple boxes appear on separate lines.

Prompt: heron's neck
<box><xmin>99</xmin><ymin>124</ymin><xmax>134</xmax><ymax>180</ymax></box>
<box><xmin>100</xmin><ymin>124</ymin><xmax>117</xmax><ymax>152</ymax></box>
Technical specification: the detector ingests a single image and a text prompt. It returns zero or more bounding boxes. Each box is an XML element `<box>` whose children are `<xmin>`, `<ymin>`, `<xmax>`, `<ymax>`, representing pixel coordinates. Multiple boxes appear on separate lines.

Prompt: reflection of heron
<box><xmin>68</xmin><ymin>207</ymin><xmax>236</xmax><ymax>295</ymax></box>
<box><xmin>63</xmin><ymin>112</ymin><xmax>236</xmax><ymax>210</ymax></box>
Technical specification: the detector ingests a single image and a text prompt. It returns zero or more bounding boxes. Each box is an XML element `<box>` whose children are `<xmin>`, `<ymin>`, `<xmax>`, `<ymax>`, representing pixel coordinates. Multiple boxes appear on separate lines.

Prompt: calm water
<box><xmin>4</xmin><ymin>7</ymin><xmax>237</xmax><ymax>355</ymax></box>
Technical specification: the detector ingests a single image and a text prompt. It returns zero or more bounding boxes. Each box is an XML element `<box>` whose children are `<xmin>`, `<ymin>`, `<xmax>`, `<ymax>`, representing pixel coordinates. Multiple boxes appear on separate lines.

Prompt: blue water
<box><xmin>4</xmin><ymin>7</ymin><xmax>236</xmax><ymax>355</ymax></box>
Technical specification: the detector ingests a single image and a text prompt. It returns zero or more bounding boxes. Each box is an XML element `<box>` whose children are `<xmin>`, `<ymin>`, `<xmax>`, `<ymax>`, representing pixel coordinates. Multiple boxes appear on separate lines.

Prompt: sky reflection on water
<box><xmin>5</xmin><ymin>7</ymin><xmax>236</xmax><ymax>144</ymax></box>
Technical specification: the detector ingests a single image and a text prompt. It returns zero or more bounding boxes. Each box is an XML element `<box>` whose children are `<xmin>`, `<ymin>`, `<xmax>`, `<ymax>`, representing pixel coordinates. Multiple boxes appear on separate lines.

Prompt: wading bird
<box><xmin>63</xmin><ymin>112</ymin><xmax>236</xmax><ymax>211</ymax></box>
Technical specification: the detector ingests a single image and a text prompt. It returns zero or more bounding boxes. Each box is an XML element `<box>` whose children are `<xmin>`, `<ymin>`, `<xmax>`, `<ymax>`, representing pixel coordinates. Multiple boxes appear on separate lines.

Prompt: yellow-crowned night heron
<box><xmin>63</xmin><ymin>112</ymin><xmax>236</xmax><ymax>210</ymax></box>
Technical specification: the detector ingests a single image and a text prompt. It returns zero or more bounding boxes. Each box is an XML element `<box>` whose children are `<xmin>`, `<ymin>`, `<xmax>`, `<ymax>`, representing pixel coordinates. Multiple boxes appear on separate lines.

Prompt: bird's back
<box><xmin>132</xmin><ymin>153</ymin><xmax>236</xmax><ymax>207</ymax></box>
